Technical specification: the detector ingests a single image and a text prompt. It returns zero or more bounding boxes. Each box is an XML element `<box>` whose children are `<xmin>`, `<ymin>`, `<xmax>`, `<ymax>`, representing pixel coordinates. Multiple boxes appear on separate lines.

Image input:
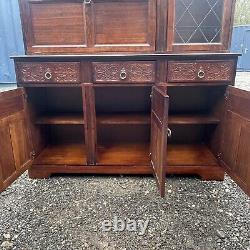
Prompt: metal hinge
<box><xmin>224</xmin><ymin>90</ymin><xmax>229</xmax><ymax>101</ymax></box>
<box><xmin>217</xmin><ymin>152</ymin><xmax>222</xmax><ymax>159</ymax></box>
<box><xmin>30</xmin><ymin>151</ymin><xmax>36</xmax><ymax>159</ymax></box>
<box><xmin>24</xmin><ymin>93</ymin><xmax>28</xmax><ymax>101</ymax></box>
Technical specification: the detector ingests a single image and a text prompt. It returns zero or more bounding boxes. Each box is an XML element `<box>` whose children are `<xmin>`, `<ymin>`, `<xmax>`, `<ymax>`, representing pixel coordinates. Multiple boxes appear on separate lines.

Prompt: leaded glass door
<box><xmin>166</xmin><ymin>0</ymin><xmax>235</xmax><ymax>52</ymax></box>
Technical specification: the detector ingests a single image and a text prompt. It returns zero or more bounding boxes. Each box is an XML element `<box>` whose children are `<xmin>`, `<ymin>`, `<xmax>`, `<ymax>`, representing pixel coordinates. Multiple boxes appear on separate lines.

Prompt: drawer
<box><xmin>16</xmin><ymin>62</ymin><xmax>81</xmax><ymax>84</ymax></box>
<box><xmin>92</xmin><ymin>61</ymin><xmax>156</xmax><ymax>83</ymax></box>
<box><xmin>167</xmin><ymin>60</ymin><xmax>234</xmax><ymax>83</ymax></box>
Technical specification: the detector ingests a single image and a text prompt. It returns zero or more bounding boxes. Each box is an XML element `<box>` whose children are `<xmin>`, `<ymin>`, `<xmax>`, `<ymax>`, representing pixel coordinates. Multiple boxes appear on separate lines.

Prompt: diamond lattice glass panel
<box><xmin>175</xmin><ymin>0</ymin><xmax>224</xmax><ymax>43</ymax></box>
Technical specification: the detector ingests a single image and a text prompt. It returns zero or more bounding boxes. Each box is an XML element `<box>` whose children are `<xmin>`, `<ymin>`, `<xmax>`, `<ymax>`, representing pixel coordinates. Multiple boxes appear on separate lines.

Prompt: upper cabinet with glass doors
<box><xmin>19</xmin><ymin>0</ymin><xmax>235</xmax><ymax>54</ymax></box>
<box><xmin>166</xmin><ymin>0</ymin><xmax>235</xmax><ymax>52</ymax></box>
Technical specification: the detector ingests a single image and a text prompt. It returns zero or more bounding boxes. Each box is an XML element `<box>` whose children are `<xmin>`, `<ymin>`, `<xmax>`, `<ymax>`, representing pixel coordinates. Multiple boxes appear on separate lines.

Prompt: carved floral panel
<box><xmin>93</xmin><ymin>61</ymin><xmax>156</xmax><ymax>83</ymax></box>
<box><xmin>17</xmin><ymin>62</ymin><xmax>81</xmax><ymax>84</ymax></box>
<box><xmin>168</xmin><ymin>61</ymin><xmax>234</xmax><ymax>82</ymax></box>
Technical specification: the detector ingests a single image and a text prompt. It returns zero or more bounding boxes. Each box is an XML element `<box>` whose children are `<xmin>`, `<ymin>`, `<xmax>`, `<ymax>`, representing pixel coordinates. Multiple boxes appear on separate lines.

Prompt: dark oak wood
<box><xmin>0</xmin><ymin>89</ymin><xmax>33</xmax><ymax>193</ymax></box>
<box><xmin>28</xmin><ymin>164</ymin><xmax>225</xmax><ymax>181</ymax></box>
<box><xmin>19</xmin><ymin>0</ymin><xmax>156</xmax><ymax>54</ymax></box>
<box><xmin>97</xmin><ymin>113</ymin><xmax>150</xmax><ymax>125</ymax></box>
<box><xmin>220</xmin><ymin>87</ymin><xmax>250</xmax><ymax>197</ymax></box>
<box><xmin>168</xmin><ymin>60</ymin><xmax>235</xmax><ymax>83</ymax></box>
<box><xmin>92</xmin><ymin>61</ymin><xmax>156</xmax><ymax>84</ymax></box>
<box><xmin>168</xmin><ymin>115</ymin><xmax>220</xmax><ymax>125</ymax></box>
<box><xmin>34</xmin><ymin>143</ymin><xmax>87</xmax><ymax>166</ymax></box>
<box><xmin>16</xmin><ymin>62</ymin><xmax>81</xmax><ymax>84</ymax></box>
<box><xmin>4</xmin><ymin>1</ymin><xmax>248</xmax><ymax>198</ymax></box>
<box><xmin>83</xmin><ymin>84</ymin><xmax>97</xmax><ymax>165</ymax></box>
<box><xmin>35</xmin><ymin>114</ymin><xmax>84</xmax><ymax>125</ymax></box>
<box><xmin>150</xmin><ymin>86</ymin><xmax>169</xmax><ymax>197</ymax></box>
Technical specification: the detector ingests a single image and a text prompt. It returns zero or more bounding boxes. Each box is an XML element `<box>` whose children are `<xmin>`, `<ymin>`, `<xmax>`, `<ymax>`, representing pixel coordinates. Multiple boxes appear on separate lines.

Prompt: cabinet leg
<box><xmin>28</xmin><ymin>168</ymin><xmax>51</xmax><ymax>179</ymax></box>
<box><xmin>198</xmin><ymin>168</ymin><xmax>225</xmax><ymax>181</ymax></box>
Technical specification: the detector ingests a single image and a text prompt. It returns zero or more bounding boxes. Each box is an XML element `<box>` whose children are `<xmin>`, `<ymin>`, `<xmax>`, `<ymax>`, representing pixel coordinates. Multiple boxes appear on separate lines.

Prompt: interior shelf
<box><xmin>168</xmin><ymin>144</ymin><xmax>218</xmax><ymax>166</ymax></box>
<box><xmin>97</xmin><ymin>113</ymin><xmax>150</xmax><ymax>125</ymax></box>
<box><xmin>35</xmin><ymin>114</ymin><xmax>84</xmax><ymax>125</ymax></box>
<box><xmin>97</xmin><ymin>143</ymin><xmax>150</xmax><ymax>165</ymax></box>
<box><xmin>97</xmin><ymin>143</ymin><xmax>218</xmax><ymax>166</ymax></box>
<box><xmin>34</xmin><ymin>143</ymin><xmax>86</xmax><ymax>165</ymax></box>
<box><xmin>168</xmin><ymin>114</ymin><xmax>220</xmax><ymax>125</ymax></box>
<box><xmin>34</xmin><ymin>143</ymin><xmax>218</xmax><ymax>167</ymax></box>
<box><xmin>96</xmin><ymin>113</ymin><xmax>219</xmax><ymax>125</ymax></box>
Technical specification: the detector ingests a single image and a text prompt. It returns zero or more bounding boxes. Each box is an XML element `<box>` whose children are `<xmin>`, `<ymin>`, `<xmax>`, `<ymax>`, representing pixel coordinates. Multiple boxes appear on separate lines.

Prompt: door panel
<box><xmin>221</xmin><ymin>86</ymin><xmax>250</xmax><ymax>196</ymax></box>
<box><xmin>150</xmin><ymin>86</ymin><xmax>169</xmax><ymax>197</ymax></box>
<box><xmin>0</xmin><ymin>89</ymin><xmax>33</xmax><ymax>193</ymax></box>
<box><xmin>20</xmin><ymin>0</ymin><xmax>88</xmax><ymax>54</ymax></box>
<box><xmin>20</xmin><ymin>0</ymin><xmax>156</xmax><ymax>54</ymax></box>
<box><xmin>89</xmin><ymin>0</ymin><xmax>156</xmax><ymax>52</ymax></box>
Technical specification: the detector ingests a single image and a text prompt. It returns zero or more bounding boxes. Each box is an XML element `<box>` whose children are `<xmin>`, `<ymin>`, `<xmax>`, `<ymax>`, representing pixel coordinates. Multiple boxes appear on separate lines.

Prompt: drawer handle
<box><xmin>120</xmin><ymin>69</ymin><xmax>127</xmax><ymax>80</ymax></box>
<box><xmin>45</xmin><ymin>71</ymin><xmax>52</xmax><ymax>80</ymax></box>
<box><xmin>197</xmin><ymin>69</ymin><xmax>205</xmax><ymax>79</ymax></box>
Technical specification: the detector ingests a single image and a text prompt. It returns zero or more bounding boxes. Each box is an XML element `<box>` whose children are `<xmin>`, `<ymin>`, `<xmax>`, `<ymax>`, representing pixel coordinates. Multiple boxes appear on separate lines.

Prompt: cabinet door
<box><xmin>220</xmin><ymin>86</ymin><xmax>250</xmax><ymax>197</ymax></box>
<box><xmin>19</xmin><ymin>0</ymin><xmax>88</xmax><ymax>54</ymax></box>
<box><xmin>88</xmin><ymin>0</ymin><xmax>156</xmax><ymax>52</ymax></box>
<box><xmin>167</xmin><ymin>0</ymin><xmax>235</xmax><ymax>52</ymax></box>
<box><xmin>150</xmin><ymin>86</ymin><xmax>169</xmax><ymax>197</ymax></box>
<box><xmin>0</xmin><ymin>89</ymin><xmax>33</xmax><ymax>193</ymax></box>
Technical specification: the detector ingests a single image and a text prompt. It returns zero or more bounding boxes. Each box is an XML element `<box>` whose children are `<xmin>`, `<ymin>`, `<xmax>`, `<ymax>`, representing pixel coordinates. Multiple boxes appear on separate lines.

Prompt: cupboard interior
<box><xmin>26</xmin><ymin>87</ymin><xmax>86</xmax><ymax>165</ymax></box>
<box><xmin>27</xmin><ymin>85</ymin><xmax>225</xmax><ymax>167</ymax></box>
<box><xmin>168</xmin><ymin>86</ymin><xmax>226</xmax><ymax>167</ymax></box>
<box><xmin>95</xmin><ymin>86</ymin><xmax>151</xmax><ymax>165</ymax></box>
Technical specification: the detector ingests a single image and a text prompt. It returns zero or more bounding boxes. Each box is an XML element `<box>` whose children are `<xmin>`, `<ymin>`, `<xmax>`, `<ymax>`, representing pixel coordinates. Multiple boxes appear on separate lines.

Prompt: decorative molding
<box><xmin>17</xmin><ymin>62</ymin><xmax>81</xmax><ymax>83</ymax></box>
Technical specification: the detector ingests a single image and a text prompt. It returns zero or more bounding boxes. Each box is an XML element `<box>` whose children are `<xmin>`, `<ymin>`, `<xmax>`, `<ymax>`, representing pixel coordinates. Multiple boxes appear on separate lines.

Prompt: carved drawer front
<box><xmin>16</xmin><ymin>62</ymin><xmax>81</xmax><ymax>84</ymax></box>
<box><xmin>92</xmin><ymin>61</ymin><xmax>156</xmax><ymax>83</ymax></box>
<box><xmin>167</xmin><ymin>61</ymin><xmax>234</xmax><ymax>83</ymax></box>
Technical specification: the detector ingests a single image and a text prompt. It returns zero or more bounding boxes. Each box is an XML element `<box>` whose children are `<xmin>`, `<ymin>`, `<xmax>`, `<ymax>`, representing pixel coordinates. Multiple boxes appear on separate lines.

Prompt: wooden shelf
<box><xmin>34</xmin><ymin>143</ymin><xmax>86</xmax><ymax>165</ymax></box>
<box><xmin>168</xmin><ymin>144</ymin><xmax>218</xmax><ymax>166</ymax></box>
<box><xmin>35</xmin><ymin>114</ymin><xmax>84</xmax><ymax>125</ymax></box>
<box><xmin>97</xmin><ymin>113</ymin><xmax>150</xmax><ymax>125</ymax></box>
<box><xmin>34</xmin><ymin>143</ymin><xmax>218</xmax><ymax>167</ymax></box>
<box><xmin>35</xmin><ymin>113</ymin><xmax>219</xmax><ymax>126</ymax></box>
<box><xmin>97</xmin><ymin>143</ymin><xmax>150</xmax><ymax>165</ymax></box>
<box><xmin>168</xmin><ymin>114</ymin><xmax>220</xmax><ymax>125</ymax></box>
<box><xmin>97</xmin><ymin>143</ymin><xmax>218</xmax><ymax>166</ymax></box>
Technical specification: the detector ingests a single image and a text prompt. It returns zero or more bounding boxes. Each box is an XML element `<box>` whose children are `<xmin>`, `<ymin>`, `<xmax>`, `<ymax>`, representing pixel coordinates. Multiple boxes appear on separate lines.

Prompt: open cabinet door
<box><xmin>150</xmin><ymin>86</ymin><xmax>169</xmax><ymax>197</ymax></box>
<box><xmin>220</xmin><ymin>86</ymin><xmax>250</xmax><ymax>197</ymax></box>
<box><xmin>0</xmin><ymin>89</ymin><xmax>33</xmax><ymax>193</ymax></box>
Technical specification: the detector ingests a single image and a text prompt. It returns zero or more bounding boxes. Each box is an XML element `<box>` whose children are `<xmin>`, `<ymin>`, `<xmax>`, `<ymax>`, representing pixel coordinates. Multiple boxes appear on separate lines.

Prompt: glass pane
<box><xmin>174</xmin><ymin>0</ymin><xmax>224</xmax><ymax>43</ymax></box>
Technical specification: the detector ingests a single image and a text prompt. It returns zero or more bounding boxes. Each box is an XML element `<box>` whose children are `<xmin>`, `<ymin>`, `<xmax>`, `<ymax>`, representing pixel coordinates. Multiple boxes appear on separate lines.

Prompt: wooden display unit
<box><xmin>0</xmin><ymin>0</ymin><xmax>249</xmax><ymax>197</ymax></box>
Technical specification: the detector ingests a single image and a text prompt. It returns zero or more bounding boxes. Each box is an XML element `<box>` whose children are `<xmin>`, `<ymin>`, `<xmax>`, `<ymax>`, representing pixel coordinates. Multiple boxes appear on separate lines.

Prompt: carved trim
<box><xmin>93</xmin><ymin>62</ymin><xmax>155</xmax><ymax>83</ymax></box>
<box><xmin>17</xmin><ymin>62</ymin><xmax>81</xmax><ymax>84</ymax></box>
<box><xmin>168</xmin><ymin>61</ymin><xmax>234</xmax><ymax>82</ymax></box>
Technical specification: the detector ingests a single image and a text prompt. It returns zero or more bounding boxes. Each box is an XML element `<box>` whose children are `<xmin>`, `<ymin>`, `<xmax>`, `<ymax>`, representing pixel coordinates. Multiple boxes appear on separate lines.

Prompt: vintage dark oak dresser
<box><xmin>0</xmin><ymin>0</ymin><xmax>249</xmax><ymax>197</ymax></box>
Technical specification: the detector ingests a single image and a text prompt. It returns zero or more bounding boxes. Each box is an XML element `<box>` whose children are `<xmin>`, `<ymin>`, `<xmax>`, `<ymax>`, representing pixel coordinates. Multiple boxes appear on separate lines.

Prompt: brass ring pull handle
<box><xmin>84</xmin><ymin>0</ymin><xmax>92</xmax><ymax>4</ymax></box>
<box><xmin>44</xmin><ymin>72</ymin><xmax>52</xmax><ymax>80</ymax></box>
<box><xmin>120</xmin><ymin>69</ymin><xmax>127</xmax><ymax>80</ymax></box>
<box><xmin>197</xmin><ymin>69</ymin><xmax>205</xmax><ymax>79</ymax></box>
<box><xmin>167</xmin><ymin>128</ymin><xmax>172</xmax><ymax>138</ymax></box>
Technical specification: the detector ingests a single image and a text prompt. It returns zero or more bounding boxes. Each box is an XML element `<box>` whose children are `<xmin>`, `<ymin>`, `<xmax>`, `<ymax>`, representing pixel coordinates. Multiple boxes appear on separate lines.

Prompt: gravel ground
<box><xmin>0</xmin><ymin>73</ymin><xmax>250</xmax><ymax>250</ymax></box>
